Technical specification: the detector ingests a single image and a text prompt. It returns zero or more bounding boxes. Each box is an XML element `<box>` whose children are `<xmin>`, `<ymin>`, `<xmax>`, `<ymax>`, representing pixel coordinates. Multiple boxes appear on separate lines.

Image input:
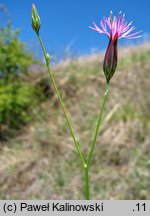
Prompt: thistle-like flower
<box><xmin>90</xmin><ymin>11</ymin><xmax>141</xmax><ymax>83</ymax></box>
<box><xmin>32</xmin><ymin>3</ymin><xmax>41</xmax><ymax>34</ymax></box>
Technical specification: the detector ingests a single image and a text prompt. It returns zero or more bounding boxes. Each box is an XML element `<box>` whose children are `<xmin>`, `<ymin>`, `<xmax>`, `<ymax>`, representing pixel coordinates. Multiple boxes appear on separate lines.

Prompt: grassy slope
<box><xmin>0</xmin><ymin>44</ymin><xmax>150</xmax><ymax>199</ymax></box>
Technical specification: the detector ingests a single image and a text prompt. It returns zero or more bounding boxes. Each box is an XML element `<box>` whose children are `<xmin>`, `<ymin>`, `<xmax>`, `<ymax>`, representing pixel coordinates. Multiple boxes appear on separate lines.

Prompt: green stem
<box><xmin>84</xmin><ymin>165</ymin><xmax>90</xmax><ymax>200</ymax></box>
<box><xmin>83</xmin><ymin>83</ymin><xmax>109</xmax><ymax>199</ymax></box>
<box><xmin>87</xmin><ymin>83</ymin><xmax>109</xmax><ymax>167</ymax></box>
<box><xmin>37</xmin><ymin>34</ymin><xmax>85</xmax><ymax>167</ymax></box>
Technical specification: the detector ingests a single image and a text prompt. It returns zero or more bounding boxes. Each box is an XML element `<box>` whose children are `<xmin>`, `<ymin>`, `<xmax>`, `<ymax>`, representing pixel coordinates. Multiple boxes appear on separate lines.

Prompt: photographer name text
<box><xmin>16</xmin><ymin>202</ymin><xmax>104</xmax><ymax>212</ymax></box>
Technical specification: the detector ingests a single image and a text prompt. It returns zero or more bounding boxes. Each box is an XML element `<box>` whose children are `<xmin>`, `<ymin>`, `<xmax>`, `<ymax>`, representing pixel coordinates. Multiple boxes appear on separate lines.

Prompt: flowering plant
<box><xmin>90</xmin><ymin>11</ymin><xmax>141</xmax><ymax>83</ymax></box>
<box><xmin>31</xmin><ymin>5</ymin><xmax>141</xmax><ymax>199</ymax></box>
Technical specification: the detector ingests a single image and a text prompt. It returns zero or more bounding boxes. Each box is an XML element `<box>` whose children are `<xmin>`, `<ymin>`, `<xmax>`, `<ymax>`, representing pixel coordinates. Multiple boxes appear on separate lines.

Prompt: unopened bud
<box><xmin>46</xmin><ymin>53</ymin><xmax>50</xmax><ymax>64</ymax></box>
<box><xmin>32</xmin><ymin>4</ymin><xmax>41</xmax><ymax>34</ymax></box>
<box><xmin>103</xmin><ymin>36</ymin><xmax>118</xmax><ymax>83</ymax></box>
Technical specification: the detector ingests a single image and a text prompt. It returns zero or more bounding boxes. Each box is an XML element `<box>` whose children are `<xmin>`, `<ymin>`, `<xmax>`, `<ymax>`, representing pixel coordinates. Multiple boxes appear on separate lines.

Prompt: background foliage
<box><xmin>0</xmin><ymin>24</ymin><xmax>35</xmax><ymax>81</ymax></box>
<box><xmin>0</xmin><ymin>82</ymin><xmax>43</xmax><ymax>130</ymax></box>
<box><xmin>0</xmin><ymin>20</ymin><xmax>44</xmax><ymax>135</ymax></box>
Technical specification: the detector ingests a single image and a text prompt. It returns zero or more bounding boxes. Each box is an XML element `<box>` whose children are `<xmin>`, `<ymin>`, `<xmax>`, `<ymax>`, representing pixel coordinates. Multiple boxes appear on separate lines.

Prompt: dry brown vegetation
<box><xmin>0</xmin><ymin>43</ymin><xmax>150</xmax><ymax>199</ymax></box>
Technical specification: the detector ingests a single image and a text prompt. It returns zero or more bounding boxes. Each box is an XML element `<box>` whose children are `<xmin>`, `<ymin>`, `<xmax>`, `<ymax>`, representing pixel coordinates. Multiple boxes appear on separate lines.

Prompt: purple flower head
<box><xmin>90</xmin><ymin>11</ymin><xmax>142</xmax><ymax>83</ymax></box>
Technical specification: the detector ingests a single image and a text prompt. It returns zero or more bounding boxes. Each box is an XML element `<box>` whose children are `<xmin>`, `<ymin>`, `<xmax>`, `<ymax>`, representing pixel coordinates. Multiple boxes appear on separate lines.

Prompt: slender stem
<box><xmin>84</xmin><ymin>165</ymin><xmax>90</xmax><ymax>200</ymax></box>
<box><xmin>84</xmin><ymin>83</ymin><xmax>109</xmax><ymax>199</ymax></box>
<box><xmin>37</xmin><ymin>34</ymin><xmax>86</xmax><ymax>167</ymax></box>
<box><xmin>87</xmin><ymin>83</ymin><xmax>109</xmax><ymax>167</ymax></box>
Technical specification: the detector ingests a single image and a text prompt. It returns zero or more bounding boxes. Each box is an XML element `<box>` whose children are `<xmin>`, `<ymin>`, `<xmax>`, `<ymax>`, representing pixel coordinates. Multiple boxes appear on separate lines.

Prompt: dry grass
<box><xmin>0</xmin><ymin>43</ymin><xmax>150</xmax><ymax>199</ymax></box>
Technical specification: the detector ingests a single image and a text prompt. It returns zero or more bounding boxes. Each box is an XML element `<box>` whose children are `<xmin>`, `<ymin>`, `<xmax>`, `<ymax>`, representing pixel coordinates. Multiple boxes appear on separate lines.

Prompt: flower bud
<box><xmin>103</xmin><ymin>36</ymin><xmax>118</xmax><ymax>83</ymax></box>
<box><xmin>46</xmin><ymin>53</ymin><xmax>50</xmax><ymax>64</ymax></box>
<box><xmin>32</xmin><ymin>4</ymin><xmax>41</xmax><ymax>34</ymax></box>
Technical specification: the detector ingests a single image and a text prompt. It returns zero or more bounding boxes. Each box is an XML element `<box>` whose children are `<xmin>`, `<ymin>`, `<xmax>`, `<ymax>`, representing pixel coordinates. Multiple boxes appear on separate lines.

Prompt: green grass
<box><xmin>0</xmin><ymin>44</ymin><xmax>150</xmax><ymax>199</ymax></box>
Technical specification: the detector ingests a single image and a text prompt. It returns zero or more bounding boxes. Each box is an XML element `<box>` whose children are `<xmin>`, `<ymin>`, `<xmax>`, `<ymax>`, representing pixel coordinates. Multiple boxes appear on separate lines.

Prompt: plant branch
<box><xmin>37</xmin><ymin>34</ymin><xmax>86</xmax><ymax>167</ymax></box>
<box><xmin>87</xmin><ymin>83</ymin><xmax>109</xmax><ymax>167</ymax></box>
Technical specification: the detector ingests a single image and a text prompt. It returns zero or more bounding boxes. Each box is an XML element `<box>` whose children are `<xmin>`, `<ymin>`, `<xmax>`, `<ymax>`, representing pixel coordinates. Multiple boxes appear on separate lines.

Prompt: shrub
<box><xmin>0</xmin><ymin>24</ymin><xmax>35</xmax><ymax>81</ymax></box>
<box><xmin>0</xmin><ymin>82</ymin><xmax>44</xmax><ymax>129</ymax></box>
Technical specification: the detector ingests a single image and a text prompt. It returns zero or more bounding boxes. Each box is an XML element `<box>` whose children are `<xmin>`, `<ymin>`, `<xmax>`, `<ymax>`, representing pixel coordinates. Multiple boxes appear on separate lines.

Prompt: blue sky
<box><xmin>0</xmin><ymin>0</ymin><xmax>149</xmax><ymax>60</ymax></box>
